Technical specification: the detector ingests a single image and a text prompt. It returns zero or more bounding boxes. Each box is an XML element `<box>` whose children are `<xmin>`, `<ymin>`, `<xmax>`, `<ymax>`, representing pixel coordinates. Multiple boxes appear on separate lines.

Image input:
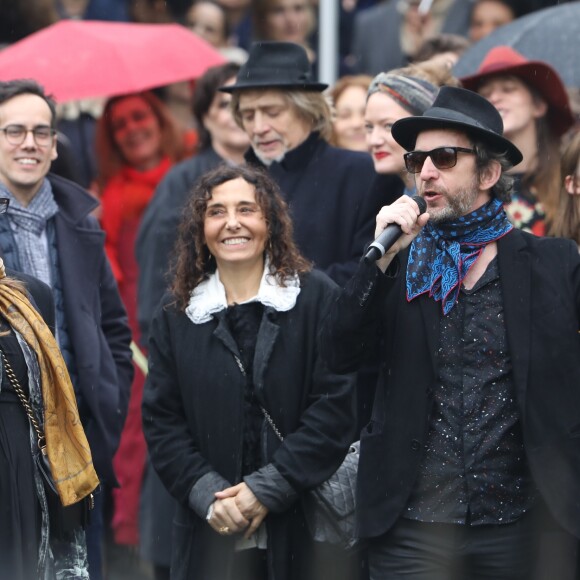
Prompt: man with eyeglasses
<box><xmin>321</xmin><ymin>86</ymin><xmax>580</xmax><ymax>579</ymax></box>
<box><xmin>0</xmin><ymin>79</ymin><xmax>133</xmax><ymax>579</ymax></box>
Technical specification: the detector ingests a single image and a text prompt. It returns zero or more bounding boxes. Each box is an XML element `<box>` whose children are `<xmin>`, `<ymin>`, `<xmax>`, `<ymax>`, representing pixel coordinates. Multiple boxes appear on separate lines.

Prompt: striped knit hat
<box><xmin>367</xmin><ymin>73</ymin><xmax>438</xmax><ymax>116</ymax></box>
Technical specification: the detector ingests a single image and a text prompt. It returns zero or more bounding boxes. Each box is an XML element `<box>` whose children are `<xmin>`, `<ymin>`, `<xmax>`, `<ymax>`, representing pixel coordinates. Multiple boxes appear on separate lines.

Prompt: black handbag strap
<box><xmin>233</xmin><ymin>354</ymin><xmax>284</xmax><ymax>442</ymax></box>
<box><xmin>0</xmin><ymin>349</ymin><xmax>47</xmax><ymax>454</ymax></box>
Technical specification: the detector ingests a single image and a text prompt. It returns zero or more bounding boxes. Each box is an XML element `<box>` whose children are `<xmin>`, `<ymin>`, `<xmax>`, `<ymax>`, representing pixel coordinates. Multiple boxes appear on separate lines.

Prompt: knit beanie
<box><xmin>367</xmin><ymin>73</ymin><xmax>438</xmax><ymax>116</ymax></box>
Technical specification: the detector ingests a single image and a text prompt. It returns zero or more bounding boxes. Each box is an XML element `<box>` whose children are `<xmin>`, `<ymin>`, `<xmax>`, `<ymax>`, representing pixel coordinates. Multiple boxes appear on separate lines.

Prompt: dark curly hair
<box><xmin>172</xmin><ymin>164</ymin><xmax>311</xmax><ymax>310</ymax></box>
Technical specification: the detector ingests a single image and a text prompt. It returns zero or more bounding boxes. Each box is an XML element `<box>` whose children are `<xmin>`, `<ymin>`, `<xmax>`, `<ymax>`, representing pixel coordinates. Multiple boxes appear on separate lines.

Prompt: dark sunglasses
<box><xmin>404</xmin><ymin>146</ymin><xmax>476</xmax><ymax>174</ymax></box>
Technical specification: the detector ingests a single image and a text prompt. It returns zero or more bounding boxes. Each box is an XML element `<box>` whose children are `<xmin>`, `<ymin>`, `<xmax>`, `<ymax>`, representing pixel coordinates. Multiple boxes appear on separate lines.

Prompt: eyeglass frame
<box><xmin>0</xmin><ymin>124</ymin><xmax>57</xmax><ymax>147</ymax></box>
<box><xmin>404</xmin><ymin>146</ymin><xmax>477</xmax><ymax>174</ymax></box>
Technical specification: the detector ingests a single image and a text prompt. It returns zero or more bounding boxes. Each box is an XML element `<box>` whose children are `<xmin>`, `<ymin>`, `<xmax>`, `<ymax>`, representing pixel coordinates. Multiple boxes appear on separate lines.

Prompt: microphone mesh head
<box><xmin>411</xmin><ymin>195</ymin><xmax>427</xmax><ymax>214</ymax></box>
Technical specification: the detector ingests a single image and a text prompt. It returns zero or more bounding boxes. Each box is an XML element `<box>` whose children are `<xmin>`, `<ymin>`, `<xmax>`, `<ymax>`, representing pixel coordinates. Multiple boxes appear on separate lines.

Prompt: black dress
<box><xmin>0</xmin><ymin>320</ymin><xmax>42</xmax><ymax>580</ymax></box>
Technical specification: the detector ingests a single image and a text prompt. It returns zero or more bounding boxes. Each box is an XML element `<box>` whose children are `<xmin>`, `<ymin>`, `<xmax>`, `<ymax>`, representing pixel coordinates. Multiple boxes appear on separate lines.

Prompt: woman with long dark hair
<box><xmin>142</xmin><ymin>164</ymin><xmax>356</xmax><ymax>580</ymax></box>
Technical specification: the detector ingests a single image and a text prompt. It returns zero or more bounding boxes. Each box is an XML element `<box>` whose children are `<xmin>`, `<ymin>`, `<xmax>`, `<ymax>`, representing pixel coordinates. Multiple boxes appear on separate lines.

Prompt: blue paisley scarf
<box><xmin>406</xmin><ymin>198</ymin><xmax>513</xmax><ymax>315</ymax></box>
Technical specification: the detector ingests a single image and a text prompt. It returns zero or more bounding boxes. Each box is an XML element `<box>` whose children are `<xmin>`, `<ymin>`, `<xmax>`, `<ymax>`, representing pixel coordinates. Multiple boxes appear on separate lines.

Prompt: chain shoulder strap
<box><xmin>234</xmin><ymin>354</ymin><xmax>284</xmax><ymax>442</ymax></box>
<box><xmin>0</xmin><ymin>350</ymin><xmax>47</xmax><ymax>454</ymax></box>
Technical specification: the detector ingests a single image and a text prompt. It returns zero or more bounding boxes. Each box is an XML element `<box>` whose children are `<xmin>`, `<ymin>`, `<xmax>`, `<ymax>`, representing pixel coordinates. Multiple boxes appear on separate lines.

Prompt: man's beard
<box><xmin>426</xmin><ymin>177</ymin><xmax>479</xmax><ymax>224</ymax></box>
<box><xmin>251</xmin><ymin>140</ymin><xmax>287</xmax><ymax>166</ymax></box>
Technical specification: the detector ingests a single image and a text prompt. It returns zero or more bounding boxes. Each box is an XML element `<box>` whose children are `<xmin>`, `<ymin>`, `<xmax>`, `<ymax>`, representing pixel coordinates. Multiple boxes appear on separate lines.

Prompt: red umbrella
<box><xmin>0</xmin><ymin>20</ymin><xmax>226</xmax><ymax>102</ymax></box>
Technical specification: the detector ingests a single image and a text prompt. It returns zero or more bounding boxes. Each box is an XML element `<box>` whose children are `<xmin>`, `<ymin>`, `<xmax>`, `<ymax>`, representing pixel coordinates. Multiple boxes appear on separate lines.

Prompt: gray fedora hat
<box><xmin>391</xmin><ymin>86</ymin><xmax>522</xmax><ymax>167</ymax></box>
<box><xmin>220</xmin><ymin>41</ymin><xmax>328</xmax><ymax>93</ymax></box>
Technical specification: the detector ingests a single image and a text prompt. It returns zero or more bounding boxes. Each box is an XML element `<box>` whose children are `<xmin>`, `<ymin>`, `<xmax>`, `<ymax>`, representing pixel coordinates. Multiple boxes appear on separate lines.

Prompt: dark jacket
<box><xmin>246</xmin><ymin>133</ymin><xmax>403</xmax><ymax>287</ymax></box>
<box><xmin>321</xmin><ymin>229</ymin><xmax>580</xmax><ymax>539</ymax></box>
<box><xmin>136</xmin><ymin>147</ymin><xmax>223</xmax><ymax>340</ymax></box>
<box><xmin>1</xmin><ymin>175</ymin><xmax>133</xmax><ymax>484</ymax></box>
<box><xmin>142</xmin><ymin>269</ymin><xmax>357</xmax><ymax>580</ymax></box>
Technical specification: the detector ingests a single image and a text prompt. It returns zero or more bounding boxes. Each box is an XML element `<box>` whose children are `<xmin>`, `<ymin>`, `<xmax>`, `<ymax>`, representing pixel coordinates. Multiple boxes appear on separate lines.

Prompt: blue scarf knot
<box><xmin>406</xmin><ymin>198</ymin><xmax>513</xmax><ymax>315</ymax></box>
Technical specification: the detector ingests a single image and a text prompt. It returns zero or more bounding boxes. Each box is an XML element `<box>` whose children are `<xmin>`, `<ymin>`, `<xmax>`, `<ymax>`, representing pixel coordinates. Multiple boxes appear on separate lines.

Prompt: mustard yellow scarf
<box><xmin>0</xmin><ymin>270</ymin><xmax>99</xmax><ymax>506</ymax></box>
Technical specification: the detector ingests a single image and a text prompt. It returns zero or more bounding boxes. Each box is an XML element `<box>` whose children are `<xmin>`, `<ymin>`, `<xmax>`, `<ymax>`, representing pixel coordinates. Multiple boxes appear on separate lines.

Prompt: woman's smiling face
<box><xmin>109</xmin><ymin>95</ymin><xmax>163</xmax><ymax>170</ymax></box>
<box><xmin>365</xmin><ymin>91</ymin><xmax>409</xmax><ymax>176</ymax></box>
<box><xmin>203</xmin><ymin>177</ymin><xmax>268</xmax><ymax>269</ymax></box>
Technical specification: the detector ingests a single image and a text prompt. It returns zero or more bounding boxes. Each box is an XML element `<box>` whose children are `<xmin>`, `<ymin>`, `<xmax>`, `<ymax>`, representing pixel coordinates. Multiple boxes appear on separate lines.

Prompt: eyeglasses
<box><xmin>0</xmin><ymin>125</ymin><xmax>56</xmax><ymax>146</ymax></box>
<box><xmin>404</xmin><ymin>146</ymin><xmax>476</xmax><ymax>174</ymax></box>
<box><xmin>0</xmin><ymin>198</ymin><xmax>9</xmax><ymax>214</ymax></box>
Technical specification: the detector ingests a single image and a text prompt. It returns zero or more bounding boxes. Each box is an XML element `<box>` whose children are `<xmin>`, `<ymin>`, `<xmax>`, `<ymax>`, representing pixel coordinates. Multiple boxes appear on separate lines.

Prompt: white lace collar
<box><xmin>185</xmin><ymin>261</ymin><xmax>301</xmax><ymax>324</ymax></box>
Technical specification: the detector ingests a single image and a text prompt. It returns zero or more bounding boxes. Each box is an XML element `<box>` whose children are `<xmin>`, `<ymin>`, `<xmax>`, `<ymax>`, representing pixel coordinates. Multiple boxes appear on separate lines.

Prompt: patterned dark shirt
<box><xmin>405</xmin><ymin>257</ymin><xmax>535</xmax><ymax>525</ymax></box>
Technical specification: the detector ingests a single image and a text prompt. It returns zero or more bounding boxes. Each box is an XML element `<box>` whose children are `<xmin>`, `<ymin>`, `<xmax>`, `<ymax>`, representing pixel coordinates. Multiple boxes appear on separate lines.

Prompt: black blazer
<box><xmin>143</xmin><ymin>270</ymin><xmax>357</xmax><ymax>580</ymax></box>
<box><xmin>321</xmin><ymin>229</ymin><xmax>580</xmax><ymax>539</ymax></box>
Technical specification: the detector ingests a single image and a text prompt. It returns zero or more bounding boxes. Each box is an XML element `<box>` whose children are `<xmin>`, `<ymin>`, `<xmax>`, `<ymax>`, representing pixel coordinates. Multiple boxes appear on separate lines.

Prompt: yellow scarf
<box><xmin>0</xmin><ymin>271</ymin><xmax>99</xmax><ymax>506</ymax></box>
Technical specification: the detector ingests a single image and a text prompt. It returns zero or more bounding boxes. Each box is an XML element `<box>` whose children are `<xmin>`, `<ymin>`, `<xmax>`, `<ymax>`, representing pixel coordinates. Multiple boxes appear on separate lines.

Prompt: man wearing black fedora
<box><xmin>321</xmin><ymin>86</ymin><xmax>580</xmax><ymax>579</ymax></box>
<box><xmin>221</xmin><ymin>41</ymin><xmax>402</xmax><ymax>288</ymax></box>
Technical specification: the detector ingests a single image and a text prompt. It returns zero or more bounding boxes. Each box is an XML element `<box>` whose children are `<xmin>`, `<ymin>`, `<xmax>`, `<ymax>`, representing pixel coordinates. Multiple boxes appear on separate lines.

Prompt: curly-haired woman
<box><xmin>142</xmin><ymin>164</ymin><xmax>356</xmax><ymax>580</ymax></box>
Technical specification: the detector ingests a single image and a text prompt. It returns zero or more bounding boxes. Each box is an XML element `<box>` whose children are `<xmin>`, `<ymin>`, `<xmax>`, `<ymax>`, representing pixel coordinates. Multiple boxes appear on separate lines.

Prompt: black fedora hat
<box><xmin>391</xmin><ymin>86</ymin><xmax>522</xmax><ymax>167</ymax></box>
<box><xmin>219</xmin><ymin>41</ymin><xmax>328</xmax><ymax>93</ymax></box>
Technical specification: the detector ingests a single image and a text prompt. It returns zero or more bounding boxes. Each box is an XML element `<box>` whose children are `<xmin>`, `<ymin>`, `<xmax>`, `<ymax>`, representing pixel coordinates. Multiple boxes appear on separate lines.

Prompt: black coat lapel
<box><xmin>498</xmin><ymin>231</ymin><xmax>531</xmax><ymax>416</ymax></box>
<box><xmin>253</xmin><ymin>309</ymin><xmax>280</xmax><ymax>398</ymax></box>
<box><xmin>418</xmin><ymin>295</ymin><xmax>440</xmax><ymax>376</ymax></box>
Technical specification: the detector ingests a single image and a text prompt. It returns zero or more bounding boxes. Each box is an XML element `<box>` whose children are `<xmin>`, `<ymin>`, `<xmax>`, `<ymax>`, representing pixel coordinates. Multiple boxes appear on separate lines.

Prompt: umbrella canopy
<box><xmin>0</xmin><ymin>20</ymin><xmax>226</xmax><ymax>102</ymax></box>
<box><xmin>453</xmin><ymin>3</ymin><xmax>580</xmax><ymax>88</ymax></box>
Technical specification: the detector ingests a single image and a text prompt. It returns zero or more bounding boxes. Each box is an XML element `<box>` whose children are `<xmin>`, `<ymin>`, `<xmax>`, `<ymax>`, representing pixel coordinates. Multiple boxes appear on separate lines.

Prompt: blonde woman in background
<box><xmin>329</xmin><ymin>74</ymin><xmax>373</xmax><ymax>152</ymax></box>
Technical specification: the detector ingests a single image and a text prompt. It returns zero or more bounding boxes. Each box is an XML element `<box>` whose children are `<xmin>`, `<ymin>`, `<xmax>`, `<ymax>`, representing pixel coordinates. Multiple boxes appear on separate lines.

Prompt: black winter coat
<box><xmin>142</xmin><ymin>269</ymin><xmax>357</xmax><ymax>580</ymax></box>
<box><xmin>246</xmin><ymin>133</ymin><xmax>403</xmax><ymax>287</ymax></box>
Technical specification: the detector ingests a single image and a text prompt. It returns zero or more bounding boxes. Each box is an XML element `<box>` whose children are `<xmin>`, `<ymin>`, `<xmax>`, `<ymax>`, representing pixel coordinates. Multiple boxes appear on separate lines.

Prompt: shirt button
<box><xmin>410</xmin><ymin>439</ymin><xmax>421</xmax><ymax>451</ymax></box>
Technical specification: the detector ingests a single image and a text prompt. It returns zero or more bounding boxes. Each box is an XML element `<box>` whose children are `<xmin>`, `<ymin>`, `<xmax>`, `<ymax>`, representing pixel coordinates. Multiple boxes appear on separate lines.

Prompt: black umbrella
<box><xmin>453</xmin><ymin>3</ymin><xmax>580</xmax><ymax>88</ymax></box>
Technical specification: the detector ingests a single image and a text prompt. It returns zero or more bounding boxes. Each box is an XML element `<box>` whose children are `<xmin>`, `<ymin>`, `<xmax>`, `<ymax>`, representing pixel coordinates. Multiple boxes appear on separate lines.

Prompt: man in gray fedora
<box><xmin>321</xmin><ymin>86</ymin><xmax>580</xmax><ymax>579</ymax></box>
<box><xmin>221</xmin><ymin>41</ymin><xmax>402</xmax><ymax>288</ymax></box>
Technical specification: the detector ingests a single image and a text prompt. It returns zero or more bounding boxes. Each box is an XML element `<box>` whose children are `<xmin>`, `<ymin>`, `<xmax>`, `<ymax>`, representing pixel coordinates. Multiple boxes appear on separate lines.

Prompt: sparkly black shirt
<box><xmin>405</xmin><ymin>257</ymin><xmax>535</xmax><ymax>525</ymax></box>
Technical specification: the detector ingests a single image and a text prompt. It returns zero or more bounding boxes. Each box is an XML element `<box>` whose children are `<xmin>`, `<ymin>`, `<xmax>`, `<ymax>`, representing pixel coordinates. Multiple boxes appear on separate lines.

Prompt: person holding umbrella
<box><xmin>460</xmin><ymin>46</ymin><xmax>576</xmax><ymax>235</ymax></box>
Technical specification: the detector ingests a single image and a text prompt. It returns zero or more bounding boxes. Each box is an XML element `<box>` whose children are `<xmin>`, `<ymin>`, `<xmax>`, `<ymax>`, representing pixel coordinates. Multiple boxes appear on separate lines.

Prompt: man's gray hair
<box><xmin>231</xmin><ymin>89</ymin><xmax>333</xmax><ymax>141</ymax></box>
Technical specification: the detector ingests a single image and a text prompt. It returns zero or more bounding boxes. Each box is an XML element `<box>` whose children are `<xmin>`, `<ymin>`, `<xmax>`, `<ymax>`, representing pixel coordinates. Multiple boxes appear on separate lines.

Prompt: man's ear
<box><xmin>564</xmin><ymin>174</ymin><xmax>580</xmax><ymax>195</ymax></box>
<box><xmin>479</xmin><ymin>159</ymin><xmax>501</xmax><ymax>192</ymax></box>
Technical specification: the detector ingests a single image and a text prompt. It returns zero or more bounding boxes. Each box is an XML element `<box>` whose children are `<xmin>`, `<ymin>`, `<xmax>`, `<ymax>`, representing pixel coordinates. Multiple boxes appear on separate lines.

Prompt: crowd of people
<box><xmin>0</xmin><ymin>1</ymin><xmax>579</xmax><ymax>580</ymax></box>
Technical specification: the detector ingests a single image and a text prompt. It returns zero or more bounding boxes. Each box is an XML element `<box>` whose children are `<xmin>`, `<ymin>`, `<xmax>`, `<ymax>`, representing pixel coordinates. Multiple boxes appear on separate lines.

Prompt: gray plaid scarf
<box><xmin>0</xmin><ymin>179</ymin><xmax>59</xmax><ymax>286</ymax></box>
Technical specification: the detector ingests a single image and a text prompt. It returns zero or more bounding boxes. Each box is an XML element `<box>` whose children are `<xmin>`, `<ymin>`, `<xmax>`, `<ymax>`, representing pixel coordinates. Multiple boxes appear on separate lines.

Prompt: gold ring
<box><xmin>219</xmin><ymin>526</ymin><xmax>230</xmax><ymax>534</ymax></box>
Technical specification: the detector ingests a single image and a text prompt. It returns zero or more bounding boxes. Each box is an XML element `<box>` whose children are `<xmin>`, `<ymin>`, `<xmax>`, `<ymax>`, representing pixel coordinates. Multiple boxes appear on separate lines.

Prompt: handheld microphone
<box><xmin>363</xmin><ymin>195</ymin><xmax>427</xmax><ymax>264</ymax></box>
